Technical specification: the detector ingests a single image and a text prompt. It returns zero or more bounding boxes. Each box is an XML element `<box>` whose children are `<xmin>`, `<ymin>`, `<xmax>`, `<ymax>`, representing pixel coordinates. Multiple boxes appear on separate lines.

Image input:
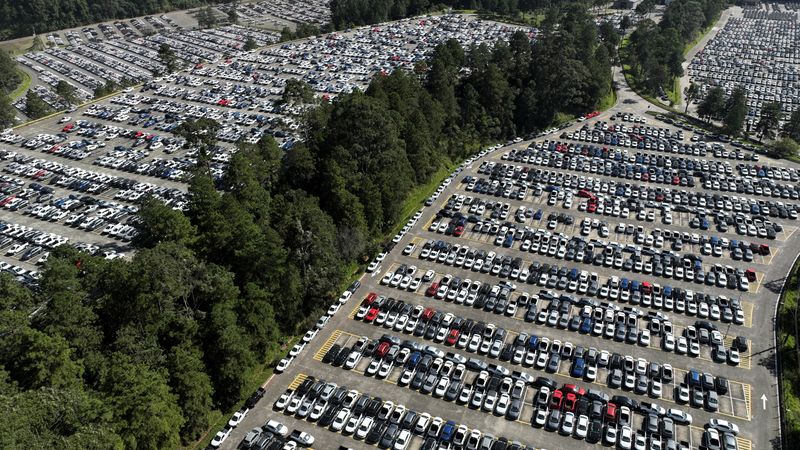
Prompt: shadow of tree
<box><xmin>764</xmin><ymin>276</ymin><xmax>788</xmax><ymax>295</ymax></box>
<box><xmin>758</xmin><ymin>349</ymin><xmax>778</xmax><ymax>377</ymax></box>
<box><xmin>770</xmin><ymin>434</ymin><xmax>782</xmax><ymax>450</ymax></box>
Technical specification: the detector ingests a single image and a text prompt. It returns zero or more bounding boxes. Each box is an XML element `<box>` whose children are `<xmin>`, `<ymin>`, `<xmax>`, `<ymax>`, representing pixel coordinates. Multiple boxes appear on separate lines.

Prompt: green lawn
<box><xmin>389</xmin><ymin>161</ymin><xmax>459</xmax><ymax>239</ymax></box>
<box><xmin>777</xmin><ymin>258</ymin><xmax>800</xmax><ymax>446</ymax></box>
<box><xmin>9</xmin><ymin>68</ymin><xmax>31</xmax><ymax>100</ymax></box>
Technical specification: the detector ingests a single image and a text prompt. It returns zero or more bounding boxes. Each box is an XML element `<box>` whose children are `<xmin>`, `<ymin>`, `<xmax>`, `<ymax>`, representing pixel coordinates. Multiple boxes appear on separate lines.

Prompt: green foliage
<box><xmin>0</xmin><ymin>93</ymin><xmax>16</xmax><ymax>128</ymax></box>
<box><xmin>755</xmin><ymin>101</ymin><xmax>782</xmax><ymax>142</ymax></box>
<box><xmin>157</xmin><ymin>43</ymin><xmax>179</xmax><ymax>74</ymax></box>
<box><xmin>24</xmin><ymin>89</ymin><xmax>51</xmax><ymax>118</ymax></box>
<box><xmin>56</xmin><ymin>80</ymin><xmax>78</xmax><ymax>105</ymax></box>
<box><xmin>697</xmin><ymin>86</ymin><xmax>725</xmax><ymax>122</ymax></box>
<box><xmin>683</xmin><ymin>82</ymin><xmax>701</xmax><ymax>113</ymax></box>
<box><xmin>279</xmin><ymin>22</ymin><xmax>322</xmax><ymax>42</ymax></box>
<box><xmin>723</xmin><ymin>85</ymin><xmax>748</xmax><ymax>136</ymax></box>
<box><xmin>281</xmin><ymin>78</ymin><xmax>315</xmax><ymax>105</ymax></box>
<box><xmin>243</xmin><ymin>36</ymin><xmax>257</xmax><ymax>51</ymax></box>
<box><xmin>625</xmin><ymin>0</ymin><xmax>724</xmax><ymax>97</ymax></box>
<box><xmin>0</xmin><ymin>50</ymin><xmax>21</xmax><ymax>93</ymax></box>
<box><xmin>197</xmin><ymin>5</ymin><xmax>219</xmax><ymax>28</ymax></box>
<box><xmin>769</xmin><ymin>138</ymin><xmax>800</xmax><ymax>159</ymax></box>
<box><xmin>0</xmin><ymin>11</ymin><xmax>613</xmax><ymax>448</ymax></box>
<box><xmin>783</xmin><ymin>108</ymin><xmax>800</xmax><ymax>142</ymax></box>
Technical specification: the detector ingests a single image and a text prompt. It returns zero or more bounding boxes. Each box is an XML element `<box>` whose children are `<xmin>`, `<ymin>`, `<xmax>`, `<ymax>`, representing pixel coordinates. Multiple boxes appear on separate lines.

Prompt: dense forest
<box><xmin>625</xmin><ymin>0</ymin><xmax>726</xmax><ymax>97</ymax></box>
<box><xmin>0</xmin><ymin>0</ymin><xmax>226</xmax><ymax>40</ymax></box>
<box><xmin>330</xmin><ymin>0</ymin><xmax>561</xmax><ymax>28</ymax></box>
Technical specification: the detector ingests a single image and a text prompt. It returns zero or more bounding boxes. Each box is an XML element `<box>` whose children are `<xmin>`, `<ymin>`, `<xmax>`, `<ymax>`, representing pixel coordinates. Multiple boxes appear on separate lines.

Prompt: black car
<box><xmin>379</xmin><ymin>424</ymin><xmax>400</xmax><ymax>449</ymax></box>
<box><xmin>587</xmin><ymin>420</ymin><xmax>603</xmax><ymax>443</ymax></box>
<box><xmin>318</xmin><ymin>405</ymin><xmax>339</xmax><ymax>427</ymax></box>
<box><xmin>323</xmin><ymin>344</ymin><xmax>341</xmax><ymax>364</ymax></box>
<box><xmin>366</xmin><ymin>421</ymin><xmax>387</xmax><ymax>445</ymax></box>
<box><xmin>245</xmin><ymin>387</ymin><xmax>266</xmax><ymax>409</ymax></box>
<box><xmin>400</xmin><ymin>410</ymin><xmax>418</xmax><ymax>429</ymax></box>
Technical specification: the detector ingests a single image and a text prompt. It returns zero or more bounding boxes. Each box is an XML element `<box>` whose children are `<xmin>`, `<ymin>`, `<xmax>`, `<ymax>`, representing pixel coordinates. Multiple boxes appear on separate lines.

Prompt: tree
<box><xmin>227</xmin><ymin>5</ymin><xmax>238</xmax><ymax>24</ymax></box>
<box><xmin>697</xmin><ymin>86</ymin><xmax>724</xmax><ymax>122</ymax></box>
<box><xmin>723</xmin><ymin>85</ymin><xmax>748</xmax><ymax>137</ymax></box>
<box><xmin>197</xmin><ymin>6</ymin><xmax>218</xmax><ymax>28</ymax></box>
<box><xmin>103</xmin><ymin>355</ymin><xmax>184</xmax><ymax>450</ymax></box>
<box><xmin>24</xmin><ymin>90</ymin><xmax>51</xmax><ymax>119</ymax></box>
<box><xmin>768</xmin><ymin>138</ymin><xmax>800</xmax><ymax>159</ymax></box>
<box><xmin>683</xmin><ymin>82</ymin><xmax>701</xmax><ymax>114</ymax></box>
<box><xmin>783</xmin><ymin>109</ymin><xmax>800</xmax><ymax>142</ymax></box>
<box><xmin>133</xmin><ymin>198</ymin><xmax>197</xmax><ymax>248</ymax></box>
<box><xmin>56</xmin><ymin>80</ymin><xmax>78</xmax><ymax>105</ymax></box>
<box><xmin>243</xmin><ymin>36</ymin><xmax>257</xmax><ymax>51</ymax></box>
<box><xmin>0</xmin><ymin>93</ymin><xmax>15</xmax><ymax>129</ymax></box>
<box><xmin>281</xmin><ymin>78</ymin><xmax>314</xmax><ymax>105</ymax></box>
<box><xmin>167</xmin><ymin>345</ymin><xmax>213</xmax><ymax>443</ymax></box>
<box><xmin>0</xmin><ymin>50</ymin><xmax>21</xmax><ymax>93</ymax></box>
<box><xmin>755</xmin><ymin>101</ymin><xmax>783</xmax><ymax>142</ymax></box>
<box><xmin>157</xmin><ymin>43</ymin><xmax>178</xmax><ymax>73</ymax></box>
<box><xmin>620</xmin><ymin>15</ymin><xmax>631</xmax><ymax>31</ymax></box>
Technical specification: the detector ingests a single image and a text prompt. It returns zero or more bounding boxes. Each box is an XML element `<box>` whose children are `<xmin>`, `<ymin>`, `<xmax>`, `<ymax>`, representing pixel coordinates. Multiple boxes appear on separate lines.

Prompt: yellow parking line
<box><xmin>313</xmin><ymin>330</ymin><xmax>343</xmax><ymax>361</ymax></box>
<box><xmin>348</xmin><ymin>299</ymin><xmax>362</xmax><ymax>319</ymax></box>
<box><xmin>743</xmin><ymin>383</ymin><xmax>752</xmax><ymax>420</ymax></box>
<box><xmin>288</xmin><ymin>373</ymin><xmax>308</xmax><ymax>391</ymax></box>
<box><xmin>736</xmin><ymin>437</ymin><xmax>752</xmax><ymax>450</ymax></box>
<box><xmin>743</xmin><ymin>302</ymin><xmax>754</xmax><ymax>328</ymax></box>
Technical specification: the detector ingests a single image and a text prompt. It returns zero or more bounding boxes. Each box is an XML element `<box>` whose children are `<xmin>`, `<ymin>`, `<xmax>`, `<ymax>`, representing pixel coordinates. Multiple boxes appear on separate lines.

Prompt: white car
<box><xmin>666</xmin><ymin>408</ymin><xmax>692</xmax><ymax>425</ymax></box>
<box><xmin>210</xmin><ymin>426</ymin><xmax>232</xmax><ymax>447</ymax></box>
<box><xmin>574</xmin><ymin>414</ymin><xmax>589</xmax><ymax>439</ymax></box>
<box><xmin>355</xmin><ymin>417</ymin><xmax>375</xmax><ymax>439</ymax></box>
<box><xmin>275</xmin><ymin>357</ymin><xmax>292</xmax><ymax>373</ymax></box>
<box><xmin>394</xmin><ymin>429</ymin><xmax>412</xmax><ymax>450</ymax></box>
<box><xmin>265</xmin><ymin>419</ymin><xmax>289</xmax><ymax>436</ymax></box>
<box><xmin>708</xmin><ymin>418</ymin><xmax>739</xmax><ymax>435</ymax></box>
<box><xmin>330</xmin><ymin>408</ymin><xmax>351</xmax><ymax>432</ymax></box>
<box><xmin>228</xmin><ymin>408</ymin><xmax>249</xmax><ymax>427</ymax></box>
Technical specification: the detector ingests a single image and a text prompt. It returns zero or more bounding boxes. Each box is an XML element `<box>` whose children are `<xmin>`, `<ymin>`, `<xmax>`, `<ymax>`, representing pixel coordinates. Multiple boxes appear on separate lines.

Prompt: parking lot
<box><xmin>687</xmin><ymin>3</ymin><xmax>800</xmax><ymax>128</ymax></box>
<box><xmin>0</xmin><ymin>14</ymin><xmax>530</xmax><ymax>283</ymax></box>
<box><xmin>216</xmin><ymin>61</ymin><xmax>790</xmax><ymax>450</ymax></box>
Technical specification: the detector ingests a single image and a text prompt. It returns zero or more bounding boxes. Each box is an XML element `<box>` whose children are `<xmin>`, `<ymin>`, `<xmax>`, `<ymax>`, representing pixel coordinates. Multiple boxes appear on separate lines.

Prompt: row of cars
<box><xmin>275</xmin><ymin>380</ymin><xmax>527</xmax><ymax>450</ymax></box>
<box><xmin>688</xmin><ymin>4</ymin><xmax>800</xmax><ymax>126</ymax></box>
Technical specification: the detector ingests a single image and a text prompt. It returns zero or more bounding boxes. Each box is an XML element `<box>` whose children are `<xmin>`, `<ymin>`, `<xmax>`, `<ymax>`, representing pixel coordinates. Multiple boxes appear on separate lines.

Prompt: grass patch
<box><xmin>0</xmin><ymin>37</ymin><xmax>34</xmax><ymax>56</ymax></box>
<box><xmin>777</xmin><ymin>257</ymin><xmax>800</xmax><ymax>446</ymax></box>
<box><xmin>598</xmin><ymin>86</ymin><xmax>617</xmax><ymax>112</ymax></box>
<box><xmin>388</xmin><ymin>161</ymin><xmax>459</xmax><ymax>239</ymax></box>
<box><xmin>9</xmin><ymin>68</ymin><xmax>31</xmax><ymax>100</ymax></box>
<box><xmin>187</xmin><ymin>335</ymin><xmax>301</xmax><ymax>450</ymax></box>
<box><xmin>667</xmin><ymin>77</ymin><xmax>681</xmax><ymax>106</ymax></box>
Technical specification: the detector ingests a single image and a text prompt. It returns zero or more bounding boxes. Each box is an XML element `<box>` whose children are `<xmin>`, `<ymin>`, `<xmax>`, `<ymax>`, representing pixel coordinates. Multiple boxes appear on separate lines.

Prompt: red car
<box><xmin>364</xmin><ymin>292</ymin><xmax>377</xmax><ymax>304</ymax></box>
<box><xmin>426</xmin><ymin>282</ymin><xmax>439</xmax><ymax>297</ymax></box>
<box><xmin>564</xmin><ymin>392</ymin><xmax>577</xmax><ymax>412</ymax></box>
<box><xmin>364</xmin><ymin>307</ymin><xmax>379</xmax><ymax>322</ymax></box>
<box><xmin>375</xmin><ymin>342</ymin><xmax>390</xmax><ymax>358</ymax></box>
<box><xmin>550</xmin><ymin>389</ymin><xmax>564</xmax><ymax>410</ymax></box>
<box><xmin>446</xmin><ymin>329</ymin><xmax>460</xmax><ymax>346</ymax></box>
<box><xmin>745</xmin><ymin>269</ymin><xmax>757</xmax><ymax>282</ymax></box>
<box><xmin>421</xmin><ymin>308</ymin><xmax>435</xmax><ymax>321</ymax></box>
<box><xmin>605</xmin><ymin>402</ymin><xmax>617</xmax><ymax>422</ymax></box>
<box><xmin>454</xmin><ymin>226</ymin><xmax>465</xmax><ymax>237</ymax></box>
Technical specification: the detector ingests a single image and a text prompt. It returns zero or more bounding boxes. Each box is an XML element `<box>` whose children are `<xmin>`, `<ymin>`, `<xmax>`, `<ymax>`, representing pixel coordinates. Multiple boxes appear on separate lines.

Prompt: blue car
<box><xmin>440</xmin><ymin>420</ymin><xmax>456</xmax><ymax>442</ymax></box>
<box><xmin>571</xmin><ymin>358</ymin><xmax>586</xmax><ymax>378</ymax></box>
<box><xmin>579</xmin><ymin>317</ymin><xmax>592</xmax><ymax>334</ymax></box>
